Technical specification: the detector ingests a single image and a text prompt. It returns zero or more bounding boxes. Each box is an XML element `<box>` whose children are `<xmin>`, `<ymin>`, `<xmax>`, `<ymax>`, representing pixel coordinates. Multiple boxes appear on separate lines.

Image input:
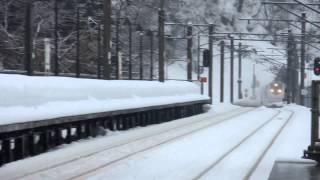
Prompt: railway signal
<box><xmin>314</xmin><ymin>57</ymin><xmax>320</xmax><ymax>75</ymax></box>
<box><xmin>202</xmin><ymin>49</ymin><xmax>210</xmax><ymax>67</ymax></box>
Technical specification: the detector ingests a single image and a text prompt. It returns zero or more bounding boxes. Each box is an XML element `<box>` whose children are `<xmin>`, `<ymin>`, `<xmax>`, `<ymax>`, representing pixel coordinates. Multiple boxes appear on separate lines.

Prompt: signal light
<box><xmin>203</xmin><ymin>49</ymin><xmax>211</xmax><ymax>67</ymax></box>
<box><xmin>314</xmin><ymin>57</ymin><xmax>320</xmax><ymax>76</ymax></box>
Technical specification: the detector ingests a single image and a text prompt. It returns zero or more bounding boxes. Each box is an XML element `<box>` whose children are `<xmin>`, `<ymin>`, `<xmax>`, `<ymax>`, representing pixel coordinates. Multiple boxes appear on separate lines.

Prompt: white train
<box><xmin>261</xmin><ymin>81</ymin><xmax>285</xmax><ymax>107</ymax></box>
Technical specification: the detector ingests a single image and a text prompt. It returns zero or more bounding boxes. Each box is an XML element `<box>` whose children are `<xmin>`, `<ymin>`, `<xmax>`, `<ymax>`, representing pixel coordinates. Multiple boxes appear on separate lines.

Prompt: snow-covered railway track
<box><xmin>5</xmin><ymin>108</ymin><xmax>253</xmax><ymax>180</ymax></box>
<box><xmin>194</xmin><ymin>109</ymin><xmax>294</xmax><ymax>180</ymax></box>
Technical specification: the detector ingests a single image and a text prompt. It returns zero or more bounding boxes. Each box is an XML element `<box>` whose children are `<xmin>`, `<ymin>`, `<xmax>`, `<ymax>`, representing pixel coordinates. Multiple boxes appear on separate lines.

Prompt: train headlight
<box><xmin>274</xmin><ymin>83</ymin><xmax>278</xmax><ymax>87</ymax></box>
<box><xmin>277</xmin><ymin>89</ymin><xmax>282</xmax><ymax>93</ymax></box>
<box><xmin>270</xmin><ymin>89</ymin><xmax>275</xmax><ymax>93</ymax></box>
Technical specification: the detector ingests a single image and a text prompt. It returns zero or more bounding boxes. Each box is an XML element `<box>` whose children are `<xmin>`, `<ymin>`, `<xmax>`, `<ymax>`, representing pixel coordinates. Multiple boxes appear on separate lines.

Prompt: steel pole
<box><xmin>25</xmin><ymin>1</ymin><xmax>33</xmax><ymax>76</ymax></box>
<box><xmin>208</xmin><ymin>24</ymin><xmax>214</xmax><ymax>104</ymax></box>
<box><xmin>54</xmin><ymin>0</ymin><xmax>59</xmax><ymax>76</ymax></box>
<box><xmin>150</xmin><ymin>32</ymin><xmax>154</xmax><ymax>80</ymax></box>
<box><xmin>300</xmin><ymin>13</ymin><xmax>306</xmax><ymax>105</ymax></box>
<box><xmin>128</xmin><ymin>22</ymin><xmax>132</xmax><ymax>80</ymax></box>
<box><xmin>238</xmin><ymin>42</ymin><xmax>243</xmax><ymax>99</ymax></box>
<box><xmin>197</xmin><ymin>34</ymin><xmax>200</xmax><ymax>81</ymax></box>
<box><xmin>158</xmin><ymin>6</ymin><xmax>165</xmax><ymax>82</ymax></box>
<box><xmin>76</xmin><ymin>7</ymin><xmax>80</xmax><ymax>78</ymax></box>
<box><xmin>230</xmin><ymin>37</ymin><xmax>234</xmax><ymax>103</ymax></box>
<box><xmin>115</xmin><ymin>16</ymin><xmax>120</xmax><ymax>79</ymax></box>
<box><xmin>220</xmin><ymin>40</ymin><xmax>225</xmax><ymax>103</ymax></box>
<box><xmin>286</xmin><ymin>30</ymin><xmax>291</xmax><ymax>104</ymax></box>
<box><xmin>187</xmin><ymin>25</ymin><xmax>193</xmax><ymax>81</ymax></box>
<box><xmin>139</xmin><ymin>33</ymin><xmax>143</xmax><ymax>80</ymax></box>
<box><xmin>311</xmin><ymin>81</ymin><xmax>319</xmax><ymax>146</ymax></box>
<box><xmin>103</xmin><ymin>0</ymin><xmax>112</xmax><ymax>79</ymax></box>
<box><xmin>97</xmin><ymin>24</ymin><xmax>101</xmax><ymax>79</ymax></box>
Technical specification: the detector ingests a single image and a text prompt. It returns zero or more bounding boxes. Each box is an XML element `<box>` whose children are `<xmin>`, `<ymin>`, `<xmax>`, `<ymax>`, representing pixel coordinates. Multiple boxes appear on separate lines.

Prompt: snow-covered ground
<box><xmin>0</xmin><ymin>104</ymin><xmax>312</xmax><ymax>180</ymax></box>
<box><xmin>0</xmin><ymin>74</ymin><xmax>208</xmax><ymax>125</ymax></box>
<box><xmin>0</xmin><ymin>104</ymin><xmax>245</xmax><ymax>179</ymax></box>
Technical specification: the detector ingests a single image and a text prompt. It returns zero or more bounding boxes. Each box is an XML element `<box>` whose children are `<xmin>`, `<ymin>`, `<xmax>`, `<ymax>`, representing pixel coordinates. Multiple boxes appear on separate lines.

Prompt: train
<box><xmin>261</xmin><ymin>81</ymin><xmax>285</xmax><ymax>107</ymax></box>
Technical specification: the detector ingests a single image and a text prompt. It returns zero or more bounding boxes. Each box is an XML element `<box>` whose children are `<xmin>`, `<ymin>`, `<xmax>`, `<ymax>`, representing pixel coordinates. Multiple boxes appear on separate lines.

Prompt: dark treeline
<box><xmin>0</xmin><ymin>0</ymin><xmax>166</xmax><ymax>77</ymax></box>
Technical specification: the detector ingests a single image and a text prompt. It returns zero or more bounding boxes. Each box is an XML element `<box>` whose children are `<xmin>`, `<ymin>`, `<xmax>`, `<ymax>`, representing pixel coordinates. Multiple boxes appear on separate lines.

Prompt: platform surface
<box><xmin>268</xmin><ymin>161</ymin><xmax>320</xmax><ymax>180</ymax></box>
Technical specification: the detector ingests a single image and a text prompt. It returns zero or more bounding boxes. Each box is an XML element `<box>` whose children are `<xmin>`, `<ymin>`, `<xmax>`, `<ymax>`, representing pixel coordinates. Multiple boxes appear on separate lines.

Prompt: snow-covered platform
<box><xmin>268</xmin><ymin>161</ymin><xmax>319</xmax><ymax>180</ymax></box>
<box><xmin>0</xmin><ymin>74</ymin><xmax>209</xmax><ymax>126</ymax></box>
<box><xmin>0</xmin><ymin>74</ymin><xmax>210</xmax><ymax>166</ymax></box>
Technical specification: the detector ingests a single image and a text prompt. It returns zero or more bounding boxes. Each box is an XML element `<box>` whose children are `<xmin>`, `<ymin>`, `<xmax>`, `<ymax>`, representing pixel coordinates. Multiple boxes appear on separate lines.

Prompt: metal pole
<box><xmin>238</xmin><ymin>42</ymin><xmax>243</xmax><ymax>99</ymax></box>
<box><xmin>208</xmin><ymin>24</ymin><xmax>214</xmax><ymax>104</ymax></box>
<box><xmin>150</xmin><ymin>32</ymin><xmax>154</xmax><ymax>80</ymax></box>
<box><xmin>220</xmin><ymin>40</ymin><xmax>224</xmax><ymax>103</ymax></box>
<box><xmin>187</xmin><ymin>25</ymin><xmax>193</xmax><ymax>81</ymax></box>
<box><xmin>230</xmin><ymin>37</ymin><xmax>234</xmax><ymax>103</ymax></box>
<box><xmin>158</xmin><ymin>2</ymin><xmax>165</xmax><ymax>82</ymax></box>
<box><xmin>197</xmin><ymin>34</ymin><xmax>200</xmax><ymax>81</ymax></box>
<box><xmin>115</xmin><ymin>15</ymin><xmax>120</xmax><ymax>79</ymax></box>
<box><xmin>25</xmin><ymin>1</ymin><xmax>33</xmax><ymax>76</ymax></box>
<box><xmin>76</xmin><ymin>7</ymin><xmax>80</xmax><ymax>78</ymax></box>
<box><xmin>300</xmin><ymin>13</ymin><xmax>306</xmax><ymax>105</ymax></box>
<box><xmin>97</xmin><ymin>24</ymin><xmax>101</xmax><ymax>79</ymax></box>
<box><xmin>54</xmin><ymin>0</ymin><xmax>59</xmax><ymax>76</ymax></box>
<box><xmin>128</xmin><ymin>22</ymin><xmax>132</xmax><ymax>80</ymax></box>
<box><xmin>286</xmin><ymin>30</ymin><xmax>291</xmax><ymax>104</ymax></box>
<box><xmin>139</xmin><ymin>33</ymin><xmax>143</xmax><ymax>80</ymax></box>
<box><xmin>311</xmin><ymin>81</ymin><xmax>319</xmax><ymax>146</ymax></box>
<box><xmin>103</xmin><ymin>0</ymin><xmax>112</xmax><ymax>79</ymax></box>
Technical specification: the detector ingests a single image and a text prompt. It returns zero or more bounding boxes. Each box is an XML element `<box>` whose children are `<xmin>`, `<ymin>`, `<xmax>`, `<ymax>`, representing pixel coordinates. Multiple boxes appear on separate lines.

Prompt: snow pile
<box><xmin>0</xmin><ymin>74</ymin><xmax>208</xmax><ymax>125</ymax></box>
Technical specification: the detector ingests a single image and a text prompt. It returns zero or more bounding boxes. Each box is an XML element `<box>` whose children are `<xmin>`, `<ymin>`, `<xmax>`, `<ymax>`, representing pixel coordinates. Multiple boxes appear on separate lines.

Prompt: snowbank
<box><xmin>0</xmin><ymin>75</ymin><xmax>209</xmax><ymax>125</ymax></box>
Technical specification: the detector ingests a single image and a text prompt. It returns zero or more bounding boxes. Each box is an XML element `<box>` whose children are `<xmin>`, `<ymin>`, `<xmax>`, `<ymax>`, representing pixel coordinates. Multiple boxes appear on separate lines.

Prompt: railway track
<box><xmin>193</xmin><ymin>109</ymin><xmax>294</xmax><ymax>180</ymax></box>
<box><xmin>4</xmin><ymin>107</ymin><xmax>254</xmax><ymax>180</ymax></box>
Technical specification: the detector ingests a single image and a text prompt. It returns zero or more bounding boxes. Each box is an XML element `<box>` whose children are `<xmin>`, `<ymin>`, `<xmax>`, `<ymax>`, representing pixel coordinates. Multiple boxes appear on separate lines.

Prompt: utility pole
<box><xmin>128</xmin><ymin>21</ymin><xmax>132</xmax><ymax>80</ymax></box>
<box><xmin>208</xmin><ymin>24</ymin><xmax>214</xmax><ymax>104</ymax></box>
<box><xmin>25</xmin><ymin>0</ymin><xmax>33</xmax><ymax>76</ymax></box>
<box><xmin>287</xmin><ymin>30</ymin><xmax>299</xmax><ymax>103</ymax></box>
<box><xmin>300</xmin><ymin>12</ymin><xmax>306</xmax><ymax>105</ymax></box>
<box><xmin>158</xmin><ymin>0</ymin><xmax>165</xmax><ymax>82</ymax></box>
<box><xmin>230</xmin><ymin>36</ymin><xmax>234</xmax><ymax>103</ymax></box>
<box><xmin>187</xmin><ymin>25</ymin><xmax>193</xmax><ymax>81</ymax></box>
<box><xmin>103</xmin><ymin>0</ymin><xmax>112</xmax><ymax>80</ymax></box>
<box><xmin>148</xmin><ymin>31</ymin><xmax>154</xmax><ymax>80</ymax></box>
<box><xmin>76</xmin><ymin>7</ymin><xmax>80</xmax><ymax>78</ymax></box>
<box><xmin>197</xmin><ymin>35</ymin><xmax>201</xmax><ymax>81</ymax></box>
<box><xmin>238</xmin><ymin>42</ymin><xmax>243</xmax><ymax>99</ymax></box>
<box><xmin>286</xmin><ymin>30</ymin><xmax>292</xmax><ymax>104</ymax></box>
<box><xmin>54</xmin><ymin>0</ymin><xmax>59</xmax><ymax>76</ymax></box>
<box><xmin>115</xmin><ymin>14</ymin><xmax>120</xmax><ymax>80</ymax></box>
<box><xmin>97</xmin><ymin>24</ymin><xmax>102</xmax><ymax>79</ymax></box>
<box><xmin>139</xmin><ymin>32</ymin><xmax>144</xmax><ymax>80</ymax></box>
<box><xmin>220</xmin><ymin>40</ymin><xmax>225</xmax><ymax>103</ymax></box>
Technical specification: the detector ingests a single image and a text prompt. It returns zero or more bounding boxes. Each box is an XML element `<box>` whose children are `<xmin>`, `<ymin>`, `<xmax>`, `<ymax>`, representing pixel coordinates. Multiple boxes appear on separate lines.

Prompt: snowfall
<box><xmin>0</xmin><ymin>35</ymin><xmax>316</xmax><ymax>180</ymax></box>
<box><xmin>0</xmin><ymin>68</ymin><xmax>314</xmax><ymax>180</ymax></box>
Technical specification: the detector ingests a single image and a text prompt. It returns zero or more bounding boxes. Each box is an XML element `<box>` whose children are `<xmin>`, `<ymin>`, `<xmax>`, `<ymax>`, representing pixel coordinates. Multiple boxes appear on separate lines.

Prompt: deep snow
<box><xmin>0</xmin><ymin>74</ymin><xmax>208</xmax><ymax>125</ymax></box>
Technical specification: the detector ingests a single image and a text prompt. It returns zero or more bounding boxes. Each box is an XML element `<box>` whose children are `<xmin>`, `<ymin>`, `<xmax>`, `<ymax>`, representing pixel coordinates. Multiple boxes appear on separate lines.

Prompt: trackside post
<box><xmin>303</xmin><ymin>80</ymin><xmax>320</xmax><ymax>162</ymax></box>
